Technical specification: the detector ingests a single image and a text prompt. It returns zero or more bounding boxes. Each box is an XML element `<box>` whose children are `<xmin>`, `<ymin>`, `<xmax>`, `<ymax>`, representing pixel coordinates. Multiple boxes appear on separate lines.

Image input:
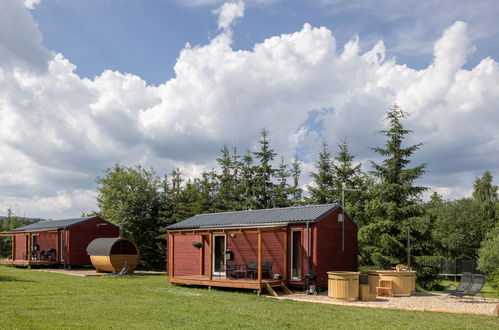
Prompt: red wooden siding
<box><xmin>229</xmin><ymin>233</ymin><xmax>257</xmax><ymax>269</ymax></box>
<box><xmin>66</xmin><ymin>218</ymin><xmax>119</xmax><ymax>265</ymax></box>
<box><xmin>227</xmin><ymin>232</ymin><xmax>285</xmax><ymax>277</ymax></box>
<box><xmin>36</xmin><ymin>232</ymin><xmax>58</xmax><ymax>254</ymax></box>
<box><xmin>15</xmin><ymin>235</ymin><xmax>27</xmax><ymax>260</ymax></box>
<box><xmin>173</xmin><ymin>234</ymin><xmax>201</xmax><ymax>276</ymax></box>
<box><xmin>313</xmin><ymin>209</ymin><xmax>358</xmax><ymax>286</ymax></box>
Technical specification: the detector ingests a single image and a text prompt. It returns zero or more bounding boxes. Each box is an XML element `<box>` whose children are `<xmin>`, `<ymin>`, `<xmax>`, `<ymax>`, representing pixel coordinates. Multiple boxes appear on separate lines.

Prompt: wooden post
<box><xmin>166</xmin><ymin>233</ymin><xmax>170</xmax><ymax>276</ymax></box>
<box><xmin>170</xmin><ymin>234</ymin><xmax>175</xmax><ymax>278</ymax></box>
<box><xmin>27</xmin><ymin>233</ymin><xmax>31</xmax><ymax>265</ymax></box>
<box><xmin>56</xmin><ymin>231</ymin><xmax>61</xmax><ymax>262</ymax></box>
<box><xmin>199</xmin><ymin>234</ymin><xmax>204</xmax><ymax>276</ymax></box>
<box><xmin>208</xmin><ymin>233</ymin><xmax>213</xmax><ymax>281</ymax></box>
<box><xmin>11</xmin><ymin>234</ymin><xmax>16</xmax><ymax>261</ymax></box>
<box><xmin>257</xmin><ymin>230</ymin><xmax>262</xmax><ymax>283</ymax></box>
<box><xmin>283</xmin><ymin>229</ymin><xmax>288</xmax><ymax>281</ymax></box>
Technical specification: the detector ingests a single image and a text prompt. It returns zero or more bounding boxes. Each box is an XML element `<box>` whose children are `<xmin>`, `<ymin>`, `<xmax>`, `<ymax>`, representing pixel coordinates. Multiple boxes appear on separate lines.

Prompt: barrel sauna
<box><xmin>86</xmin><ymin>237</ymin><xmax>140</xmax><ymax>274</ymax></box>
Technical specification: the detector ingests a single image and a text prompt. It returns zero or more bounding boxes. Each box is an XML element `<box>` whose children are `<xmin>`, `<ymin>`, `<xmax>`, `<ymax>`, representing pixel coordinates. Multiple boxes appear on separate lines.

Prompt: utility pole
<box><xmin>340</xmin><ymin>183</ymin><xmax>359</xmax><ymax>252</ymax></box>
<box><xmin>407</xmin><ymin>225</ymin><xmax>411</xmax><ymax>268</ymax></box>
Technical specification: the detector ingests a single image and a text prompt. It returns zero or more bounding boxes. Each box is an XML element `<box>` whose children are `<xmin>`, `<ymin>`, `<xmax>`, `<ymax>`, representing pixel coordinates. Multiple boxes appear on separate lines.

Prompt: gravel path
<box><xmin>270</xmin><ymin>292</ymin><xmax>499</xmax><ymax>317</ymax></box>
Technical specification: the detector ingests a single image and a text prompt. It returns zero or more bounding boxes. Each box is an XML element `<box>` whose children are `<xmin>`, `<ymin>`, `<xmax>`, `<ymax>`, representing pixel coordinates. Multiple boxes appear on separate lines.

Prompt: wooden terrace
<box><xmin>0</xmin><ymin>230</ymin><xmax>61</xmax><ymax>267</ymax></box>
<box><xmin>170</xmin><ymin>275</ymin><xmax>287</xmax><ymax>291</ymax></box>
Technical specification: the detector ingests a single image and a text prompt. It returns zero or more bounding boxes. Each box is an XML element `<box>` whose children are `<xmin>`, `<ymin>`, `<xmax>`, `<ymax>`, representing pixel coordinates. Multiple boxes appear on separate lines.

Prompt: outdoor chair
<box><xmin>462</xmin><ymin>274</ymin><xmax>487</xmax><ymax>301</ymax></box>
<box><xmin>246</xmin><ymin>261</ymin><xmax>258</xmax><ymax>279</ymax></box>
<box><xmin>226</xmin><ymin>260</ymin><xmax>238</xmax><ymax>279</ymax></box>
<box><xmin>262</xmin><ymin>261</ymin><xmax>273</xmax><ymax>279</ymax></box>
<box><xmin>444</xmin><ymin>272</ymin><xmax>473</xmax><ymax>299</ymax></box>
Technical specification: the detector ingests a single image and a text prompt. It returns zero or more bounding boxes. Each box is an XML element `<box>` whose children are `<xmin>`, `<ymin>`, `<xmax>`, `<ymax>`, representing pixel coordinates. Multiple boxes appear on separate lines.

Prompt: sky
<box><xmin>1</xmin><ymin>0</ymin><xmax>499</xmax><ymax>219</ymax></box>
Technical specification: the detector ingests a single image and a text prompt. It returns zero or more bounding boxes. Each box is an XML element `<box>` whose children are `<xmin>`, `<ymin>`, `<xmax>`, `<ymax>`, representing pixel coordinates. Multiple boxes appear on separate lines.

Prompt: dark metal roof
<box><xmin>11</xmin><ymin>216</ymin><xmax>110</xmax><ymax>232</ymax></box>
<box><xmin>86</xmin><ymin>237</ymin><xmax>121</xmax><ymax>256</ymax></box>
<box><xmin>166</xmin><ymin>203</ymin><xmax>340</xmax><ymax>230</ymax></box>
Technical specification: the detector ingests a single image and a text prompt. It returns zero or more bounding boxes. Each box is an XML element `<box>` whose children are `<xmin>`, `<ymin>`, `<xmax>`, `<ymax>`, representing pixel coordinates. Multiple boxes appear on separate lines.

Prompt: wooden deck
<box><xmin>0</xmin><ymin>259</ymin><xmax>60</xmax><ymax>266</ymax></box>
<box><xmin>170</xmin><ymin>275</ymin><xmax>285</xmax><ymax>290</ymax></box>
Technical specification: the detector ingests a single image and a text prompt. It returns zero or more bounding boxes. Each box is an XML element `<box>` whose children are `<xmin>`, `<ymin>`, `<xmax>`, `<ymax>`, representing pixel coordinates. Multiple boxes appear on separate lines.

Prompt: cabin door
<box><xmin>291</xmin><ymin>230</ymin><xmax>302</xmax><ymax>280</ymax></box>
<box><xmin>212</xmin><ymin>234</ymin><xmax>226</xmax><ymax>276</ymax></box>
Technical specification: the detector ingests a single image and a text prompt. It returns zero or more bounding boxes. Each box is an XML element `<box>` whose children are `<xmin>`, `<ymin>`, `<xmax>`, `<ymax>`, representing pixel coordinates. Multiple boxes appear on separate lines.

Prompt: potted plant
<box><xmin>192</xmin><ymin>241</ymin><xmax>203</xmax><ymax>249</ymax></box>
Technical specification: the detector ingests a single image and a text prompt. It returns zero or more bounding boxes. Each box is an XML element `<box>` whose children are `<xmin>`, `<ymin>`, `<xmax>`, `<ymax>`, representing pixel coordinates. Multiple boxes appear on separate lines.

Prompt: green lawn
<box><xmin>1</xmin><ymin>266</ymin><xmax>497</xmax><ymax>329</ymax></box>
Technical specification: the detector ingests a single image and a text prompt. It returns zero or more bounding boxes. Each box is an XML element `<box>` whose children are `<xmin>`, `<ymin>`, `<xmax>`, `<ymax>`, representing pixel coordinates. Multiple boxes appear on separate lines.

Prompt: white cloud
<box><xmin>212</xmin><ymin>1</ymin><xmax>245</xmax><ymax>30</ymax></box>
<box><xmin>1</xmin><ymin>0</ymin><xmax>499</xmax><ymax>218</ymax></box>
<box><xmin>23</xmin><ymin>0</ymin><xmax>42</xmax><ymax>10</ymax></box>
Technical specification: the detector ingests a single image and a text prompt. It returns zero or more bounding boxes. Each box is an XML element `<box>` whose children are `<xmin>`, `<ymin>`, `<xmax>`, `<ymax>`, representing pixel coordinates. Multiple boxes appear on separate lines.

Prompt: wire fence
<box><xmin>438</xmin><ymin>259</ymin><xmax>477</xmax><ymax>279</ymax></box>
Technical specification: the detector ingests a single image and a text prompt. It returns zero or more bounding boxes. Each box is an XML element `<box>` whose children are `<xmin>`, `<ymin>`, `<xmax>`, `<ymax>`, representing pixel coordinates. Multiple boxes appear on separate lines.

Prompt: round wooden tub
<box><xmin>87</xmin><ymin>237</ymin><xmax>140</xmax><ymax>274</ymax></box>
<box><xmin>327</xmin><ymin>271</ymin><xmax>360</xmax><ymax>302</ymax></box>
<box><xmin>368</xmin><ymin>270</ymin><xmax>416</xmax><ymax>296</ymax></box>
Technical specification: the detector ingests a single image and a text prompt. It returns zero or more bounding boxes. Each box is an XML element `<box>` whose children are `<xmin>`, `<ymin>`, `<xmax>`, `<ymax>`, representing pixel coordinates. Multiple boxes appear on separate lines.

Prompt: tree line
<box><xmin>94</xmin><ymin>104</ymin><xmax>499</xmax><ymax>289</ymax></box>
<box><xmin>5</xmin><ymin>103</ymin><xmax>493</xmax><ymax>289</ymax></box>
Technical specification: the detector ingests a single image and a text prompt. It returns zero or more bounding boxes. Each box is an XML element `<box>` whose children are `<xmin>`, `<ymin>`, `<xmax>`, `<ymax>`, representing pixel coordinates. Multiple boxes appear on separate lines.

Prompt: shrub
<box><xmin>413</xmin><ymin>255</ymin><xmax>442</xmax><ymax>290</ymax></box>
<box><xmin>477</xmin><ymin>223</ymin><xmax>499</xmax><ymax>289</ymax></box>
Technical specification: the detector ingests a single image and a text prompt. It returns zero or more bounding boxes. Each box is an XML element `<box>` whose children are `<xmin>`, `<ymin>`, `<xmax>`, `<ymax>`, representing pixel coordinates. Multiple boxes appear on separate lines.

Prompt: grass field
<box><xmin>1</xmin><ymin>266</ymin><xmax>498</xmax><ymax>329</ymax></box>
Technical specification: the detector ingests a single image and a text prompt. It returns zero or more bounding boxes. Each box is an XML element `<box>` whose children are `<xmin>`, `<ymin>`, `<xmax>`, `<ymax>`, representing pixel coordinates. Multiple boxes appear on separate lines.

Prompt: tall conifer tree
<box><xmin>308</xmin><ymin>139</ymin><xmax>336</xmax><ymax>204</ymax></box>
<box><xmin>360</xmin><ymin>104</ymin><xmax>428</xmax><ymax>267</ymax></box>
<box><xmin>253</xmin><ymin>128</ymin><xmax>277</xmax><ymax>209</ymax></box>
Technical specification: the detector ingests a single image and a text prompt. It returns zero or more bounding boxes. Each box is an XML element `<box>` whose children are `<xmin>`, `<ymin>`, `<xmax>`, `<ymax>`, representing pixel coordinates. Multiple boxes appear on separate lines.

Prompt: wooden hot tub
<box><xmin>368</xmin><ymin>270</ymin><xmax>416</xmax><ymax>296</ymax></box>
<box><xmin>327</xmin><ymin>271</ymin><xmax>360</xmax><ymax>302</ymax></box>
<box><xmin>86</xmin><ymin>237</ymin><xmax>140</xmax><ymax>274</ymax></box>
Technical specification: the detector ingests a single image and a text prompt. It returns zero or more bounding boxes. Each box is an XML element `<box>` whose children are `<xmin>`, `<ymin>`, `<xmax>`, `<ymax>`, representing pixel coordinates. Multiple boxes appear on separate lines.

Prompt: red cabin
<box><xmin>166</xmin><ymin>204</ymin><xmax>357</xmax><ymax>292</ymax></box>
<box><xmin>0</xmin><ymin>216</ymin><xmax>119</xmax><ymax>267</ymax></box>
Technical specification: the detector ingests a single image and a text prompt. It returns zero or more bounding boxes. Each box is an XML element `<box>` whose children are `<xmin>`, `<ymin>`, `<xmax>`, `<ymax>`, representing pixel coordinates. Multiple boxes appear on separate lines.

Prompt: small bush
<box><xmin>413</xmin><ymin>255</ymin><xmax>442</xmax><ymax>290</ymax></box>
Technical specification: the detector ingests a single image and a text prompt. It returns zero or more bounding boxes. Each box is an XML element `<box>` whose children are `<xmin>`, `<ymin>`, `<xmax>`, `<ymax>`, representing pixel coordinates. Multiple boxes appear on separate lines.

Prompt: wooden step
<box><xmin>265</xmin><ymin>281</ymin><xmax>293</xmax><ymax>296</ymax></box>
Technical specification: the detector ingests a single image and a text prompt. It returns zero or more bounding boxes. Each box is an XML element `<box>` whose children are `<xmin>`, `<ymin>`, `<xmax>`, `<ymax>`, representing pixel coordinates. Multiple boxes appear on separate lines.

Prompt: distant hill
<box><xmin>0</xmin><ymin>216</ymin><xmax>45</xmax><ymax>222</ymax></box>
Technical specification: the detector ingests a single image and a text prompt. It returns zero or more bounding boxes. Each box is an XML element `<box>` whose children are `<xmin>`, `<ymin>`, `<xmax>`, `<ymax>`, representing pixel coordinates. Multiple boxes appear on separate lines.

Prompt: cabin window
<box><xmin>212</xmin><ymin>234</ymin><xmax>226</xmax><ymax>276</ymax></box>
<box><xmin>291</xmin><ymin>230</ymin><xmax>302</xmax><ymax>280</ymax></box>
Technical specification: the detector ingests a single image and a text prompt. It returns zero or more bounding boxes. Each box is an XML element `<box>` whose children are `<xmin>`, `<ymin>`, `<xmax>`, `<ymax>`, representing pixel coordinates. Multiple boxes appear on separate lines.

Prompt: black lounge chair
<box><xmin>444</xmin><ymin>272</ymin><xmax>472</xmax><ymax>299</ymax></box>
<box><xmin>463</xmin><ymin>274</ymin><xmax>487</xmax><ymax>301</ymax></box>
<box><xmin>447</xmin><ymin>273</ymin><xmax>487</xmax><ymax>301</ymax></box>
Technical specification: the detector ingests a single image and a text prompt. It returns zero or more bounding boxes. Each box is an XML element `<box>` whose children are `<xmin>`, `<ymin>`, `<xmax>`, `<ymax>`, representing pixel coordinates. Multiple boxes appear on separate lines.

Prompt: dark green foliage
<box><xmin>252</xmin><ymin>128</ymin><xmax>277</xmax><ymax>209</ymax></box>
<box><xmin>289</xmin><ymin>154</ymin><xmax>304</xmax><ymax>205</ymax></box>
<box><xmin>273</xmin><ymin>156</ymin><xmax>292</xmax><ymax>207</ymax></box>
<box><xmin>360</xmin><ymin>104</ymin><xmax>429</xmax><ymax>268</ymax></box>
<box><xmin>96</xmin><ymin>164</ymin><xmax>163</xmax><ymax>269</ymax></box>
<box><xmin>333</xmin><ymin>138</ymin><xmax>371</xmax><ymax>227</ymax></box>
<box><xmin>432</xmin><ymin>171</ymin><xmax>499</xmax><ymax>260</ymax></box>
<box><xmin>478</xmin><ymin>222</ymin><xmax>499</xmax><ymax>289</ymax></box>
<box><xmin>413</xmin><ymin>255</ymin><xmax>443</xmax><ymax>290</ymax></box>
<box><xmin>308</xmin><ymin>140</ymin><xmax>337</xmax><ymax>204</ymax></box>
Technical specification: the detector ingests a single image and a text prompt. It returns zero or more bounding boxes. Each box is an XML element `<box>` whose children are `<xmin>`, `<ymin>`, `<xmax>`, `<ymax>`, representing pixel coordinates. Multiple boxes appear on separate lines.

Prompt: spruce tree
<box><xmin>360</xmin><ymin>104</ymin><xmax>428</xmax><ymax>268</ymax></box>
<box><xmin>252</xmin><ymin>128</ymin><xmax>277</xmax><ymax>209</ymax></box>
<box><xmin>290</xmin><ymin>154</ymin><xmax>303</xmax><ymax>205</ymax></box>
<box><xmin>308</xmin><ymin>139</ymin><xmax>337</xmax><ymax>204</ymax></box>
<box><xmin>333</xmin><ymin>138</ymin><xmax>371</xmax><ymax>227</ymax></box>
<box><xmin>273</xmin><ymin>156</ymin><xmax>292</xmax><ymax>207</ymax></box>
<box><xmin>216</xmin><ymin>145</ymin><xmax>240</xmax><ymax>211</ymax></box>
<box><xmin>240</xmin><ymin>149</ymin><xmax>255</xmax><ymax>209</ymax></box>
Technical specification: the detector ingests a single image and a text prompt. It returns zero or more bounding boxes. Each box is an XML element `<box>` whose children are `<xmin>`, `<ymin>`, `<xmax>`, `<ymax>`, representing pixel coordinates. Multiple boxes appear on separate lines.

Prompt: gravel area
<box><xmin>270</xmin><ymin>292</ymin><xmax>499</xmax><ymax>317</ymax></box>
<box><xmin>35</xmin><ymin>268</ymin><xmax>165</xmax><ymax>277</ymax></box>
